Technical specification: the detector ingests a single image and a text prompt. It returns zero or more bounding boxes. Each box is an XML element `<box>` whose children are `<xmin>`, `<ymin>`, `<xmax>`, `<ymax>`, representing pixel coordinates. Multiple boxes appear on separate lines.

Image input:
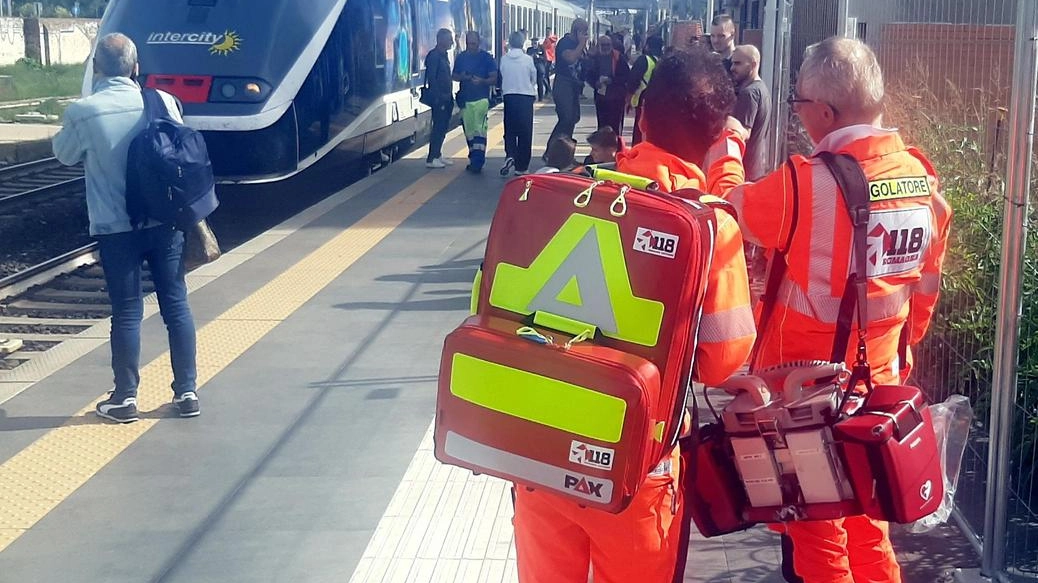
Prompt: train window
<box><xmin>413</xmin><ymin>0</ymin><xmax>436</xmax><ymax>77</ymax></box>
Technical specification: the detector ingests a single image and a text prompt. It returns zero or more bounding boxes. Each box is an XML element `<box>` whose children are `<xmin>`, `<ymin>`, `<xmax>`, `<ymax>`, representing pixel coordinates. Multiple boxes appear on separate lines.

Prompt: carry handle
<box><xmin>867</xmin><ymin>401</ymin><xmax>923</xmax><ymax>441</ymax></box>
<box><xmin>610</xmin><ymin>185</ymin><xmax>630</xmax><ymax>217</ymax></box>
<box><xmin>574</xmin><ymin>181</ymin><xmax>605</xmax><ymax>207</ymax></box>
<box><xmin>531</xmin><ymin>311</ymin><xmax>599</xmax><ymax>339</ymax></box>
<box><xmin>586</xmin><ymin>166</ymin><xmax>660</xmax><ymax>191</ymax></box>
<box><xmin>782</xmin><ymin>362</ymin><xmax>849</xmax><ymax>402</ymax></box>
<box><xmin>715</xmin><ymin>375</ymin><xmax>772</xmax><ymax>407</ymax></box>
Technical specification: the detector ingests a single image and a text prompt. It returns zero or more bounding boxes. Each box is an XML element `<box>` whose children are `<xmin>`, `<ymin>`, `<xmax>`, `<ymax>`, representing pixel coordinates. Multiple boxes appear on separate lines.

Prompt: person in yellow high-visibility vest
<box><xmin>627</xmin><ymin>35</ymin><xmax>663</xmax><ymax>146</ymax></box>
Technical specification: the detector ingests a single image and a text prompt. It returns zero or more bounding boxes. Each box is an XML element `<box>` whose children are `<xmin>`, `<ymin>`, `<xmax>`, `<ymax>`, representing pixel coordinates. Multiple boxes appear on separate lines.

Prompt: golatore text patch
<box><xmin>867</xmin><ymin>177</ymin><xmax>931</xmax><ymax>202</ymax></box>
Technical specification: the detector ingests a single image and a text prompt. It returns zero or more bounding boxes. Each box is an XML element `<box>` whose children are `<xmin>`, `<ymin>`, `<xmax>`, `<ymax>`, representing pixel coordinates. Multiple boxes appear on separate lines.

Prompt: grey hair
<box><xmin>799</xmin><ymin>36</ymin><xmax>884</xmax><ymax>118</ymax></box>
<box><xmin>509</xmin><ymin>31</ymin><xmax>525</xmax><ymax>49</ymax></box>
<box><xmin>94</xmin><ymin>32</ymin><xmax>137</xmax><ymax>78</ymax></box>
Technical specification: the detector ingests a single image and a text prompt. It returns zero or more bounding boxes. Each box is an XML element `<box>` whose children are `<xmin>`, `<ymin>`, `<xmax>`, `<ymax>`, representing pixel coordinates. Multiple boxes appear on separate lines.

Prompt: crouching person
<box><xmin>512</xmin><ymin>48</ymin><xmax>756</xmax><ymax>583</ymax></box>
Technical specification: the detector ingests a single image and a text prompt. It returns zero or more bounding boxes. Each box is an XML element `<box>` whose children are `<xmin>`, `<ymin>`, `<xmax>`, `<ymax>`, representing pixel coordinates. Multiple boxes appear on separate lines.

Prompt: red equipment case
<box><xmin>834</xmin><ymin>384</ymin><xmax>945</xmax><ymax>522</ymax></box>
<box><xmin>435</xmin><ymin>174</ymin><xmax>721</xmax><ymax>512</ymax></box>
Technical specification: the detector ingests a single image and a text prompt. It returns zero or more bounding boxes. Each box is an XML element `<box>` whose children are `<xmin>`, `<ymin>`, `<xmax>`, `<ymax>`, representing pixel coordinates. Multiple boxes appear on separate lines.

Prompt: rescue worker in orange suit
<box><xmin>721</xmin><ymin>36</ymin><xmax>951</xmax><ymax>583</ymax></box>
<box><xmin>512</xmin><ymin>48</ymin><xmax>757</xmax><ymax>583</ymax></box>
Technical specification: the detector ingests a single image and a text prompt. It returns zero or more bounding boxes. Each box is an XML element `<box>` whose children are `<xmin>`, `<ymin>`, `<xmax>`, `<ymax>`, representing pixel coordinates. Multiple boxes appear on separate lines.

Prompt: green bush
<box><xmin>883</xmin><ymin>84</ymin><xmax>1038</xmax><ymax>507</ymax></box>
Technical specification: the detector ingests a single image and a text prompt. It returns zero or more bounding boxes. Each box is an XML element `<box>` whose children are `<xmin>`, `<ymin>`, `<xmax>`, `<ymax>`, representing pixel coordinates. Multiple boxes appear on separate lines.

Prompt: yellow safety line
<box><xmin>0</xmin><ymin>122</ymin><xmax>507</xmax><ymax>553</ymax></box>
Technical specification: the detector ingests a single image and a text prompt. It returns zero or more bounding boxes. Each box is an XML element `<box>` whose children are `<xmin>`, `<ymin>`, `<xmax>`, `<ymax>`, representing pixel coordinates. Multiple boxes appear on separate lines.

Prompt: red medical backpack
<box><xmin>435</xmin><ymin>173</ymin><xmax>722</xmax><ymax>513</ymax></box>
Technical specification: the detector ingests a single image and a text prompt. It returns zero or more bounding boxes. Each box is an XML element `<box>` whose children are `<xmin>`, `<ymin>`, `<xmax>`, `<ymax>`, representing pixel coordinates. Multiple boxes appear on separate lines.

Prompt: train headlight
<box><xmin>209</xmin><ymin>78</ymin><xmax>271</xmax><ymax>103</ymax></box>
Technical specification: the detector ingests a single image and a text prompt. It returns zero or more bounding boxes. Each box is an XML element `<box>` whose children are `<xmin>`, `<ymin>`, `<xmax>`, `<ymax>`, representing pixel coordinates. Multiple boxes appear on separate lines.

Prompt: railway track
<box><xmin>0</xmin><ymin>157</ymin><xmax>85</xmax><ymax>206</ymax></box>
<box><xmin>0</xmin><ymin>157</ymin><xmax>100</xmax><ymax>369</ymax></box>
<box><xmin>0</xmin><ymin>244</ymin><xmax>109</xmax><ymax>370</ymax></box>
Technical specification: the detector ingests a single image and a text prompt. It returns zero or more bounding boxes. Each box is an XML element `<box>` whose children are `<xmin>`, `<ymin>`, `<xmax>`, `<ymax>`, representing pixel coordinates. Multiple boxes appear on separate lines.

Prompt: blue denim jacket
<box><xmin>53</xmin><ymin>77</ymin><xmax>181</xmax><ymax>236</ymax></box>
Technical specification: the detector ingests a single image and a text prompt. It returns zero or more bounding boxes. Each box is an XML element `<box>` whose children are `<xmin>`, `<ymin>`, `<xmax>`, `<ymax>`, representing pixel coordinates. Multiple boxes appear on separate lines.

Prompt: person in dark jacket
<box><xmin>528</xmin><ymin>41</ymin><xmax>550</xmax><ymax>101</ymax></box>
<box><xmin>424</xmin><ymin>28</ymin><xmax>455</xmax><ymax>168</ymax></box>
<box><xmin>584</xmin><ymin>35</ymin><xmax>630</xmax><ymax>136</ymax></box>
<box><xmin>544</xmin><ymin>19</ymin><xmax>589</xmax><ymax>159</ymax></box>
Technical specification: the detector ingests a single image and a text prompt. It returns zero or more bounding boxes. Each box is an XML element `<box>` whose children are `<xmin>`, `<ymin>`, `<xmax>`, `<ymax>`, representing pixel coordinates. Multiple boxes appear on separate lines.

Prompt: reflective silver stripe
<box><xmin>444</xmin><ymin>431</ymin><xmax>615</xmax><ymax>503</ymax></box>
<box><xmin>808</xmin><ymin>162</ymin><xmax>846</xmax><ymax>297</ymax></box>
<box><xmin>698</xmin><ymin>304</ymin><xmax>756</xmax><ymax>342</ymax></box>
<box><xmin>776</xmin><ymin>279</ymin><xmax>912</xmax><ymax>324</ymax></box>
<box><xmin>916</xmin><ymin>271</ymin><xmax>941</xmax><ymax>294</ymax></box>
<box><xmin>703</xmin><ymin>136</ymin><xmax>743</xmax><ymax>173</ymax></box>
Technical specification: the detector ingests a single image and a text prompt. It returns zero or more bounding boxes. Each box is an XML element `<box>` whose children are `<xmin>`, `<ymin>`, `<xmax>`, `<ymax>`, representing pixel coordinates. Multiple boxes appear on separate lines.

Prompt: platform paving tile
<box><xmin>347</xmin><ymin>422</ymin><xmax>789</xmax><ymax>583</ymax></box>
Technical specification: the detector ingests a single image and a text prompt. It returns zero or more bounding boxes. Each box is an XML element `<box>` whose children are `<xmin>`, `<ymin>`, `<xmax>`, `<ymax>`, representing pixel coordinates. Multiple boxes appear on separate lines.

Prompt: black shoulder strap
<box><xmin>816</xmin><ymin>151</ymin><xmax>873</xmax><ymax>386</ymax></box>
<box><xmin>141</xmin><ymin>88</ymin><xmax>171</xmax><ymax>123</ymax></box>
<box><xmin>749</xmin><ymin>158</ymin><xmax>798</xmax><ymax>371</ymax></box>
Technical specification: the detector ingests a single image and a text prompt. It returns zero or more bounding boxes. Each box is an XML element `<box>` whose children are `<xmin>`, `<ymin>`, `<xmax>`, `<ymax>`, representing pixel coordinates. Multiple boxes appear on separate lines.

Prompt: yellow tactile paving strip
<box><xmin>0</xmin><ymin>121</ymin><xmax>506</xmax><ymax>553</ymax></box>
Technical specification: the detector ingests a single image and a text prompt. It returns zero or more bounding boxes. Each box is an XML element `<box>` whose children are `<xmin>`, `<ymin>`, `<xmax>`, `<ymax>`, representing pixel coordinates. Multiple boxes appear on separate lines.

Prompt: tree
<box><xmin>17</xmin><ymin>2</ymin><xmax>38</xmax><ymax>17</ymax></box>
<box><xmin>11</xmin><ymin>1</ymin><xmax>108</xmax><ymax>18</ymax></box>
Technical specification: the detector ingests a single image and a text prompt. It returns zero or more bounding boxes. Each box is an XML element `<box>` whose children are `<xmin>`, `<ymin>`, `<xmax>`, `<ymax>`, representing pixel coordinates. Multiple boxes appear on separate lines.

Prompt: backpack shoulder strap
<box><xmin>696</xmin><ymin>193</ymin><xmax>736</xmax><ymax>221</ymax></box>
<box><xmin>141</xmin><ymin>88</ymin><xmax>173</xmax><ymax>123</ymax></box>
<box><xmin>815</xmin><ymin>151</ymin><xmax>871</xmax><ymax>366</ymax></box>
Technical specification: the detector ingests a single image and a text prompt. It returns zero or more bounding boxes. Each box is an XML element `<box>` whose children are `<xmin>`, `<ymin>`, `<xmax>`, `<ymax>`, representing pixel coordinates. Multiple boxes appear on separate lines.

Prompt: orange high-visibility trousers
<box><xmin>513</xmin><ymin>447</ymin><xmax>682</xmax><ymax>583</ymax></box>
<box><xmin>781</xmin><ymin>516</ymin><xmax>901</xmax><ymax>583</ymax></box>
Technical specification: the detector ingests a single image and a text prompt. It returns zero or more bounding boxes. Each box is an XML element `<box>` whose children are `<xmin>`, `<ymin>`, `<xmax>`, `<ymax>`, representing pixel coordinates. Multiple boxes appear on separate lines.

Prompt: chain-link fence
<box><xmin>753</xmin><ymin>0</ymin><xmax>1036</xmax><ymax>579</ymax></box>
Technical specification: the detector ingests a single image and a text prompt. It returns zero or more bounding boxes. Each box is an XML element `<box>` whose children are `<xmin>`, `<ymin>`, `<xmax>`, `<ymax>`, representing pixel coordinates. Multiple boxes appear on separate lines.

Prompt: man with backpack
<box><xmin>53</xmin><ymin>33</ymin><xmax>201</xmax><ymax>423</ymax></box>
<box><xmin>721</xmin><ymin>36</ymin><xmax>951</xmax><ymax>583</ymax></box>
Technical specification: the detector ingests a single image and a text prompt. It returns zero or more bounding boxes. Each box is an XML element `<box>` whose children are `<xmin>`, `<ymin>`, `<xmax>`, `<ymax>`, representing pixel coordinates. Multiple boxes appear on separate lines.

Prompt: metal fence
<box><xmin>754</xmin><ymin>0</ymin><xmax>1036</xmax><ymax>580</ymax></box>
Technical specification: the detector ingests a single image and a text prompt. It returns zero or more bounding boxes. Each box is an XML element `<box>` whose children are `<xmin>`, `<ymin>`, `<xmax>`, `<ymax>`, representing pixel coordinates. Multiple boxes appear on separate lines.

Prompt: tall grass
<box><xmin>0</xmin><ymin>59</ymin><xmax>84</xmax><ymax>102</ymax></box>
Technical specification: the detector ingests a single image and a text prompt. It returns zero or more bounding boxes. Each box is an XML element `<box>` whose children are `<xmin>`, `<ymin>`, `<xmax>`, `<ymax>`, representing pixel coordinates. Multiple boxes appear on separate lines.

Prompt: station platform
<box><xmin>0</xmin><ymin>122</ymin><xmax>60</xmax><ymax>164</ymax></box>
<box><xmin>0</xmin><ymin>102</ymin><xmax>976</xmax><ymax>583</ymax></box>
<box><xmin>0</xmin><ymin>122</ymin><xmax>61</xmax><ymax>143</ymax></box>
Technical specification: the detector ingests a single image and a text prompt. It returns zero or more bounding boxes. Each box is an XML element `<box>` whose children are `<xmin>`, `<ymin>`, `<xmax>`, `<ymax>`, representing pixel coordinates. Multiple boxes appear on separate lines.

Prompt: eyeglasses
<box><xmin>787</xmin><ymin>94</ymin><xmax>839</xmax><ymax>116</ymax></box>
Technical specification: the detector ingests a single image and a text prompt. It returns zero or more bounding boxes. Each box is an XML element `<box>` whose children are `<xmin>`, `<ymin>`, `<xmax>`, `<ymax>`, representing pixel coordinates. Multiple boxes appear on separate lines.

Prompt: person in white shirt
<box><xmin>499</xmin><ymin>30</ymin><xmax>538</xmax><ymax>176</ymax></box>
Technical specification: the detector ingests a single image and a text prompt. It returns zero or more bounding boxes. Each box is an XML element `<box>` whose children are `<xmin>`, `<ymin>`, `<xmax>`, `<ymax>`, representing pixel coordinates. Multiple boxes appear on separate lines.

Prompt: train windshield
<box><xmin>99</xmin><ymin>0</ymin><xmax>341</xmax><ymax>82</ymax></box>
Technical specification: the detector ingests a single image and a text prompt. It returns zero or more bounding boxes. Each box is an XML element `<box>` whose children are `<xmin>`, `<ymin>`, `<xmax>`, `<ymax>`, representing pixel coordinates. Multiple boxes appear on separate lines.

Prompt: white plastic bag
<box><xmin>906</xmin><ymin>394</ymin><xmax>974</xmax><ymax>532</ymax></box>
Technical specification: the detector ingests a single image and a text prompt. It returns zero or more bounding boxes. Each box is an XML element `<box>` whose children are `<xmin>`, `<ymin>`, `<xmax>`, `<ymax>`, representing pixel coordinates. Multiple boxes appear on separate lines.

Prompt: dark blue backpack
<box><xmin>126</xmin><ymin>89</ymin><xmax>218</xmax><ymax>231</ymax></box>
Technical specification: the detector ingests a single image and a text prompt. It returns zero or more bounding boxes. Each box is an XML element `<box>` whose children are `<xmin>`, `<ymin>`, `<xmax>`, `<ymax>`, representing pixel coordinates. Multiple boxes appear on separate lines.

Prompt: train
<box><xmin>88</xmin><ymin>0</ymin><xmax>585</xmax><ymax>183</ymax></box>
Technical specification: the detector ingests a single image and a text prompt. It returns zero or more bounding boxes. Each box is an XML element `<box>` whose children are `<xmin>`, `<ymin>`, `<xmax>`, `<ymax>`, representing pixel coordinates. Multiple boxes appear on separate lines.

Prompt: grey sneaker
<box><xmin>96</xmin><ymin>393</ymin><xmax>139</xmax><ymax>423</ymax></box>
<box><xmin>500</xmin><ymin>157</ymin><xmax>515</xmax><ymax>176</ymax></box>
<box><xmin>173</xmin><ymin>391</ymin><xmax>200</xmax><ymax>418</ymax></box>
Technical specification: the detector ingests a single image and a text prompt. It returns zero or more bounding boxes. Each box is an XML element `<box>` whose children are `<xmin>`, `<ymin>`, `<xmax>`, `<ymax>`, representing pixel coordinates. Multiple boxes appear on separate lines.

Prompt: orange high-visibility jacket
<box><xmin>724</xmin><ymin>126</ymin><xmax>952</xmax><ymax>383</ymax></box>
<box><xmin>616</xmin><ymin>136</ymin><xmax>756</xmax><ymax>385</ymax></box>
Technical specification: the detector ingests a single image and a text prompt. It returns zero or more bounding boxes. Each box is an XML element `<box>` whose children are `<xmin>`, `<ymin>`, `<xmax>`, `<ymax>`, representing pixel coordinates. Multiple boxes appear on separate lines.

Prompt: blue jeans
<box><xmin>96</xmin><ymin>225</ymin><xmax>197</xmax><ymax>399</ymax></box>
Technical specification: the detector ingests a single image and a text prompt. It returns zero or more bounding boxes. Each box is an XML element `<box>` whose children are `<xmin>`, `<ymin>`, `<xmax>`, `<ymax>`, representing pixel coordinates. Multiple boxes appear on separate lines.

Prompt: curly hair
<box><xmin>640</xmin><ymin>47</ymin><xmax>736</xmax><ymax>164</ymax></box>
